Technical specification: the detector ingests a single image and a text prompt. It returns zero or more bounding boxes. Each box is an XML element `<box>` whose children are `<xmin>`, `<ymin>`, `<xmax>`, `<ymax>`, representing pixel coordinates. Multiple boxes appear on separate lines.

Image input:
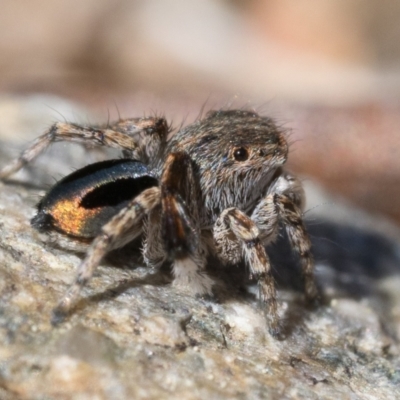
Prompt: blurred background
<box><xmin>1</xmin><ymin>0</ymin><xmax>400</xmax><ymax>225</ymax></box>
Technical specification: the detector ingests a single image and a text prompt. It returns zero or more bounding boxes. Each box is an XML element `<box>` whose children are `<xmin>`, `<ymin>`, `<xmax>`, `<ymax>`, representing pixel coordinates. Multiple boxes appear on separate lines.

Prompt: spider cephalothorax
<box><xmin>0</xmin><ymin>109</ymin><xmax>318</xmax><ymax>336</ymax></box>
<box><xmin>164</xmin><ymin>110</ymin><xmax>289</xmax><ymax>221</ymax></box>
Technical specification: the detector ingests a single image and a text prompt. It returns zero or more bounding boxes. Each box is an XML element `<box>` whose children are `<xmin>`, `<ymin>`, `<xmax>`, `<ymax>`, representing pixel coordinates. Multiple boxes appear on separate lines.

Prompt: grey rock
<box><xmin>0</xmin><ymin>95</ymin><xmax>399</xmax><ymax>399</ymax></box>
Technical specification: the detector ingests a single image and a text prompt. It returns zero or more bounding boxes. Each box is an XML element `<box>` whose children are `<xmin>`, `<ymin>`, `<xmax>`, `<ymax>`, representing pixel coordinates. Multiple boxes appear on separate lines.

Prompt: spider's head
<box><xmin>194</xmin><ymin>109</ymin><xmax>288</xmax><ymax>175</ymax></box>
<box><xmin>223</xmin><ymin>123</ymin><xmax>288</xmax><ymax>172</ymax></box>
<box><xmin>189</xmin><ymin>110</ymin><xmax>289</xmax><ymax>212</ymax></box>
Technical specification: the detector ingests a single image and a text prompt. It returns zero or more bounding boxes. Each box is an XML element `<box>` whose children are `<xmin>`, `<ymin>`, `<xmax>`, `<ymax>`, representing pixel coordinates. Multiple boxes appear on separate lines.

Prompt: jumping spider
<box><xmin>0</xmin><ymin>109</ymin><xmax>318</xmax><ymax>336</ymax></box>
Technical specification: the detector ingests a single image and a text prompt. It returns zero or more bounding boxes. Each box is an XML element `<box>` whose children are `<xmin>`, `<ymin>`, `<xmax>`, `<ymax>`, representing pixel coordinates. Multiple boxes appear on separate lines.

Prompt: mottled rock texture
<box><xmin>0</xmin><ymin>96</ymin><xmax>399</xmax><ymax>400</ymax></box>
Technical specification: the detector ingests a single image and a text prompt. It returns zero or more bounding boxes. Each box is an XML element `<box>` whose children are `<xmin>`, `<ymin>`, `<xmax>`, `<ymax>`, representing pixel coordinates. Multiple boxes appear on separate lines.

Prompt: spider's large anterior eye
<box><xmin>233</xmin><ymin>147</ymin><xmax>249</xmax><ymax>161</ymax></box>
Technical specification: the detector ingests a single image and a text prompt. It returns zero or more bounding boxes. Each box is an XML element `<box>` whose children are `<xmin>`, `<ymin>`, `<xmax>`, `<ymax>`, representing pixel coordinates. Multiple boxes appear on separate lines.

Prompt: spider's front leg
<box><xmin>214</xmin><ymin>208</ymin><xmax>280</xmax><ymax>336</ymax></box>
<box><xmin>0</xmin><ymin>117</ymin><xmax>167</xmax><ymax>179</ymax></box>
<box><xmin>160</xmin><ymin>152</ymin><xmax>213</xmax><ymax>295</ymax></box>
<box><xmin>251</xmin><ymin>171</ymin><xmax>319</xmax><ymax>303</ymax></box>
<box><xmin>51</xmin><ymin>186</ymin><xmax>160</xmax><ymax>324</ymax></box>
<box><xmin>273</xmin><ymin>193</ymin><xmax>319</xmax><ymax>303</ymax></box>
<box><xmin>213</xmin><ymin>171</ymin><xmax>319</xmax><ymax>336</ymax></box>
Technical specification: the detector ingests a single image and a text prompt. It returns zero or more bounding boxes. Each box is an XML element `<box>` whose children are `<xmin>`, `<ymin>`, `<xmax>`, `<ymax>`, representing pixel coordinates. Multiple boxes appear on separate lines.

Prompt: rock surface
<box><xmin>0</xmin><ymin>96</ymin><xmax>400</xmax><ymax>399</ymax></box>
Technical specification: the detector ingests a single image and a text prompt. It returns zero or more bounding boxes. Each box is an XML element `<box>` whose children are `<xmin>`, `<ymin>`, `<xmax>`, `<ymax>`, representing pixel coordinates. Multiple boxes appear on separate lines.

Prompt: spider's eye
<box><xmin>233</xmin><ymin>147</ymin><xmax>249</xmax><ymax>161</ymax></box>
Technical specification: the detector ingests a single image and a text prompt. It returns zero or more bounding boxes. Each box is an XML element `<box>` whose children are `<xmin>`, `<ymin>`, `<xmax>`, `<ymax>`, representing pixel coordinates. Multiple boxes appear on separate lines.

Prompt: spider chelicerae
<box><xmin>0</xmin><ymin>109</ymin><xmax>318</xmax><ymax>336</ymax></box>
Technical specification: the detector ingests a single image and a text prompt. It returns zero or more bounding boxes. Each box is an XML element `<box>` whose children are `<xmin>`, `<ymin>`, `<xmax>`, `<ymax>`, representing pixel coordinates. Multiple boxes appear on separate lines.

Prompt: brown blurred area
<box><xmin>1</xmin><ymin>0</ymin><xmax>400</xmax><ymax>224</ymax></box>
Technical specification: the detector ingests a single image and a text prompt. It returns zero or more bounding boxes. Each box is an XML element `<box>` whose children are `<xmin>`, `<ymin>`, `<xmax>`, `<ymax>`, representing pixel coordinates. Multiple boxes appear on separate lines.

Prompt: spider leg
<box><xmin>142</xmin><ymin>205</ymin><xmax>168</xmax><ymax>269</ymax></box>
<box><xmin>252</xmin><ymin>171</ymin><xmax>319</xmax><ymax>304</ymax></box>
<box><xmin>160</xmin><ymin>152</ymin><xmax>213</xmax><ymax>295</ymax></box>
<box><xmin>51</xmin><ymin>186</ymin><xmax>160</xmax><ymax>324</ymax></box>
<box><xmin>107</xmin><ymin>117</ymin><xmax>169</xmax><ymax>162</ymax></box>
<box><xmin>275</xmin><ymin>193</ymin><xmax>319</xmax><ymax>303</ymax></box>
<box><xmin>0</xmin><ymin>117</ymin><xmax>166</xmax><ymax>179</ymax></box>
<box><xmin>214</xmin><ymin>207</ymin><xmax>280</xmax><ymax>336</ymax></box>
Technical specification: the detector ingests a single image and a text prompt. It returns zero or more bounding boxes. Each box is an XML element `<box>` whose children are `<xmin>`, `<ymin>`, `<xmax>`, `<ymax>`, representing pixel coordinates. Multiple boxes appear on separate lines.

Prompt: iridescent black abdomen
<box><xmin>31</xmin><ymin>159</ymin><xmax>158</xmax><ymax>239</ymax></box>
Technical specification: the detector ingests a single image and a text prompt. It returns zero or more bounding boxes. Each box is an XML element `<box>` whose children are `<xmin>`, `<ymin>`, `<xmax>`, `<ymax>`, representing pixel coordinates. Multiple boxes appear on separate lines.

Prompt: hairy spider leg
<box><xmin>214</xmin><ymin>208</ymin><xmax>280</xmax><ymax>336</ymax></box>
<box><xmin>0</xmin><ymin>117</ymin><xmax>168</xmax><ymax>179</ymax></box>
<box><xmin>51</xmin><ymin>186</ymin><xmax>160</xmax><ymax>324</ymax></box>
<box><xmin>160</xmin><ymin>152</ymin><xmax>213</xmax><ymax>295</ymax></box>
<box><xmin>275</xmin><ymin>194</ymin><xmax>319</xmax><ymax>303</ymax></box>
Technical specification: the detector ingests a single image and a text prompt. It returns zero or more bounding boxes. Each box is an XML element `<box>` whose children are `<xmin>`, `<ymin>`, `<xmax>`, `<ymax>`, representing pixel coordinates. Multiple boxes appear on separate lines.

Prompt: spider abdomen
<box><xmin>31</xmin><ymin>159</ymin><xmax>158</xmax><ymax>239</ymax></box>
